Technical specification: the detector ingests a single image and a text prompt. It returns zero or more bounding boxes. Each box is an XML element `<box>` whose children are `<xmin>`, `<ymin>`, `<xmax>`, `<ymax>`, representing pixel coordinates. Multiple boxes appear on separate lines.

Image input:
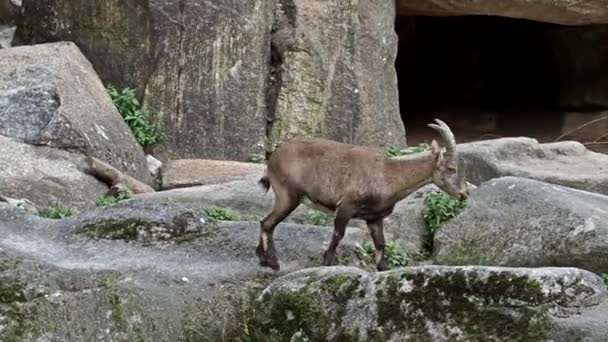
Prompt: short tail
<box><xmin>258</xmin><ymin>175</ymin><xmax>271</xmax><ymax>193</ymax></box>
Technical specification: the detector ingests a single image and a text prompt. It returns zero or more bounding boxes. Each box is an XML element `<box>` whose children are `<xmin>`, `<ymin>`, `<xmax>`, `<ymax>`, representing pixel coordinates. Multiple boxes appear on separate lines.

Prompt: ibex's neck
<box><xmin>384</xmin><ymin>153</ymin><xmax>435</xmax><ymax>202</ymax></box>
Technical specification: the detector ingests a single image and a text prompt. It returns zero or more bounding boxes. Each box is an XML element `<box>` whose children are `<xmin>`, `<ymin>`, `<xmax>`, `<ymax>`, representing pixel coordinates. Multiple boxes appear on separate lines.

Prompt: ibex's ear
<box><xmin>431</xmin><ymin>140</ymin><xmax>444</xmax><ymax>164</ymax></box>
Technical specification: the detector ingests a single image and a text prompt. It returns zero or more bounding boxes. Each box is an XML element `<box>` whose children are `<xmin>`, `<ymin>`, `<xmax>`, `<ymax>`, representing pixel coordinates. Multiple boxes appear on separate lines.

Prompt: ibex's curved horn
<box><xmin>427</xmin><ymin>118</ymin><xmax>456</xmax><ymax>154</ymax></box>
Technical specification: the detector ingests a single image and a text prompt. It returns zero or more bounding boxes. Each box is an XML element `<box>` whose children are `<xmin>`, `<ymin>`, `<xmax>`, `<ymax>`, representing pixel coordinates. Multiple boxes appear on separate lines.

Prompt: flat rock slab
<box><xmin>161</xmin><ymin>159</ymin><xmax>265</xmax><ymax>190</ymax></box>
<box><xmin>0</xmin><ymin>199</ymin><xmax>370</xmax><ymax>340</ymax></box>
<box><xmin>397</xmin><ymin>0</ymin><xmax>608</xmax><ymax>25</ymax></box>
<box><xmin>250</xmin><ymin>265</ymin><xmax>608</xmax><ymax>341</ymax></box>
<box><xmin>457</xmin><ymin>138</ymin><xmax>608</xmax><ymax>195</ymax></box>
<box><xmin>433</xmin><ymin>176</ymin><xmax>608</xmax><ymax>274</ymax></box>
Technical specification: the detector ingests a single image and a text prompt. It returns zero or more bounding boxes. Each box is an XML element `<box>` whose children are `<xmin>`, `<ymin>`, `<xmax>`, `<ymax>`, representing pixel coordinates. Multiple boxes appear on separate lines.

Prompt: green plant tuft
<box><xmin>384</xmin><ymin>145</ymin><xmax>403</xmax><ymax>158</ymax></box>
<box><xmin>423</xmin><ymin>191</ymin><xmax>467</xmax><ymax>234</ymax></box>
<box><xmin>363</xmin><ymin>241</ymin><xmax>411</xmax><ymax>268</ymax></box>
<box><xmin>107</xmin><ymin>85</ymin><xmax>164</xmax><ymax>147</ymax></box>
<box><xmin>96</xmin><ymin>189</ymin><xmax>132</xmax><ymax>207</ymax></box>
<box><xmin>602</xmin><ymin>273</ymin><xmax>608</xmax><ymax>287</ymax></box>
<box><xmin>385</xmin><ymin>142</ymin><xmax>431</xmax><ymax>158</ymax></box>
<box><xmin>40</xmin><ymin>205</ymin><xmax>74</xmax><ymax>219</ymax></box>
<box><xmin>206</xmin><ymin>207</ymin><xmax>241</xmax><ymax>221</ymax></box>
<box><xmin>307</xmin><ymin>211</ymin><xmax>335</xmax><ymax>226</ymax></box>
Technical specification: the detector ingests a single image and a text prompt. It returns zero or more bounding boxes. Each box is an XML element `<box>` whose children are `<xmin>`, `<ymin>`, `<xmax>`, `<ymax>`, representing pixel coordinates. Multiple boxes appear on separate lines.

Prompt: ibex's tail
<box><xmin>258</xmin><ymin>174</ymin><xmax>271</xmax><ymax>193</ymax></box>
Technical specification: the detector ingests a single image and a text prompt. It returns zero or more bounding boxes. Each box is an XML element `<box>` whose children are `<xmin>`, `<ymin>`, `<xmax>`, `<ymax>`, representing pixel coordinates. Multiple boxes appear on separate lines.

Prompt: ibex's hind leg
<box><xmin>256</xmin><ymin>185</ymin><xmax>301</xmax><ymax>271</ymax></box>
<box><xmin>367</xmin><ymin>219</ymin><xmax>389</xmax><ymax>271</ymax></box>
<box><xmin>322</xmin><ymin>204</ymin><xmax>354</xmax><ymax>266</ymax></box>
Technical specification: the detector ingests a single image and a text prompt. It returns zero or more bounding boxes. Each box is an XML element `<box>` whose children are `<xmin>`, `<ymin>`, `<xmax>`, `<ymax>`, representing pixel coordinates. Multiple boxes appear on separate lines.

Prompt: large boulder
<box><xmin>250</xmin><ymin>265</ymin><xmax>608</xmax><ymax>341</ymax></box>
<box><xmin>0</xmin><ymin>136</ymin><xmax>107</xmax><ymax>210</ymax></box>
<box><xmin>397</xmin><ymin>0</ymin><xmax>608</xmax><ymax>25</ymax></box>
<box><xmin>0</xmin><ymin>198</ymin><xmax>370</xmax><ymax>341</ymax></box>
<box><xmin>16</xmin><ymin>0</ymin><xmax>272</xmax><ymax>161</ymax></box>
<box><xmin>0</xmin><ymin>41</ymin><xmax>149</xmax><ymax>182</ymax></box>
<box><xmin>268</xmin><ymin>0</ymin><xmax>405</xmax><ymax>150</ymax></box>
<box><xmin>433</xmin><ymin>176</ymin><xmax>608</xmax><ymax>274</ymax></box>
<box><xmin>161</xmin><ymin>159</ymin><xmax>265</xmax><ymax>190</ymax></box>
<box><xmin>457</xmin><ymin>138</ymin><xmax>608</xmax><ymax>195</ymax></box>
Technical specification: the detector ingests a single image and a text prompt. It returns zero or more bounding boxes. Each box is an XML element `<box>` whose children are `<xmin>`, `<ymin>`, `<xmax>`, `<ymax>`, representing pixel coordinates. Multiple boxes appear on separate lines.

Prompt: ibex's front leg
<box><xmin>367</xmin><ymin>219</ymin><xmax>389</xmax><ymax>271</ymax></box>
<box><xmin>322</xmin><ymin>205</ymin><xmax>354</xmax><ymax>266</ymax></box>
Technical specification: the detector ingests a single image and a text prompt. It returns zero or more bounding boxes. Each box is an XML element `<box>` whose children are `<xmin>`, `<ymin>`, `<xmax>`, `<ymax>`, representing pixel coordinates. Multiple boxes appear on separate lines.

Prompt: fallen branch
<box><xmin>84</xmin><ymin>156</ymin><xmax>155</xmax><ymax>194</ymax></box>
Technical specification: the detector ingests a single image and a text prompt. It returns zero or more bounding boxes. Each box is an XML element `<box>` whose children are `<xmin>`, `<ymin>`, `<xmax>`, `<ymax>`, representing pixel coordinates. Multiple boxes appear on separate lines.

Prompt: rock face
<box><xmin>17</xmin><ymin>0</ymin><xmax>272</xmax><ymax>161</ymax></box>
<box><xmin>17</xmin><ymin>0</ymin><xmax>405</xmax><ymax>159</ymax></box>
<box><xmin>397</xmin><ymin>0</ymin><xmax>608</xmax><ymax>25</ymax></box>
<box><xmin>433</xmin><ymin>176</ymin><xmax>608</xmax><ymax>274</ymax></box>
<box><xmin>161</xmin><ymin>159</ymin><xmax>265</xmax><ymax>190</ymax></box>
<box><xmin>457</xmin><ymin>138</ymin><xmax>608</xmax><ymax>195</ymax></box>
<box><xmin>0</xmin><ymin>199</ymin><xmax>369</xmax><ymax>341</ymax></box>
<box><xmin>0</xmin><ymin>136</ymin><xmax>107</xmax><ymax>211</ymax></box>
<box><xmin>0</xmin><ymin>42</ymin><xmax>149</xmax><ymax>182</ymax></box>
<box><xmin>269</xmin><ymin>0</ymin><xmax>405</xmax><ymax>150</ymax></box>
<box><xmin>251</xmin><ymin>265</ymin><xmax>608</xmax><ymax>341</ymax></box>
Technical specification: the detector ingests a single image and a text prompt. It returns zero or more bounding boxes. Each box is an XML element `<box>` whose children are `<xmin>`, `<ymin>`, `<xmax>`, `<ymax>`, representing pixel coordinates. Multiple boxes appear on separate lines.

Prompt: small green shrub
<box><xmin>206</xmin><ymin>207</ymin><xmax>241</xmax><ymax>221</ymax></box>
<box><xmin>404</xmin><ymin>142</ymin><xmax>431</xmax><ymax>155</ymax></box>
<box><xmin>385</xmin><ymin>142</ymin><xmax>431</xmax><ymax>158</ymax></box>
<box><xmin>107</xmin><ymin>85</ymin><xmax>164</xmax><ymax>147</ymax></box>
<box><xmin>603</xmin><ymin>273</ymin><xmax>608</xmax><ymax>287</ymax></box>
<box><xmin>423</xmin><ymin>191</ymin><xmax>467</xmax><ymax>233</ymax></box>
<box><xmin>363</xmin><ymin>241</ymin><xmax>411</xmax><ymax>268</ymax></box>
<box><xmin>307</xmin><ymin>211</ymin><xmax>335</xmax><ymax>226</ymax></box>
<box><xmin>40</xmin><ymin>205</ymin><xmax>74</xmax><ymax>219</ymax></box>
<box><xmin>96</xmin><ymin>189</ymin><xmax>132</xmax><ymax>207</ymax></box>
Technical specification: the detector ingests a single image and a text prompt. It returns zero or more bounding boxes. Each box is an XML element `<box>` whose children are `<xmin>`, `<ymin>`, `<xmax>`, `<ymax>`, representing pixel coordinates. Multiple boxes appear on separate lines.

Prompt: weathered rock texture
<box><xmin>269</xmin><ymin>0</ymin><xmax>405</xmax><ymax>150</ymax></box>
<box><xmin>456</xmin><ymin>137</ymin><xmax>608</xmax><ymax>195</ymax></box>
<box><xmin>397</xmin><ymin>0</ymin><xmax>608</xmax><ymax>25</ymax></box>
<box><xmin>0</xmin><ymin>136</ymin><xmax>107</xmax><ymax>211</ymax></box>
<box><xmin>17</xmin><ymin>0</ymin><xmax>406</xmax><ymax>159</ymax></box>
<box><xmin>434</xmin><ymin>176</ymin><xmax>608</xmax><ymax>274</ymax></box>
<box><xmin>250</xmin><ymin>265</ymin><xmax>608</xmax><ymax>341</ymax></box>
<box><xmin>0</xmin><ymin>199</ymin><xmax>369</xmax><ymax>341</ymax></box>
<box><xmin>17</xmin><ymin>0</ymin><xmax>272</xmax><ymax>161</ymax></box>
<box><xmin>161</xmin><ymin>159</ymin><xmax>265</xmax><ymax>190</ymax></box>
<box><xmin>136</xmin><ymin>177</ymin><xmax>430</xmax><ymax>257</ymax></box>
<box><xmin>0</xmin><ymin>41</ymin><xmax>149</xmax><ymax>182</ymax></box>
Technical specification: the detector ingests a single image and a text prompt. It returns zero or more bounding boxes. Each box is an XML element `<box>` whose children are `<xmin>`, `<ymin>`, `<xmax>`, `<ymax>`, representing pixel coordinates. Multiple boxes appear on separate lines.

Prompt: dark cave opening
<box><xmin>395</xmin><ymin>15</ymin><xmax>608</xmax><ymax>153</ymax></box>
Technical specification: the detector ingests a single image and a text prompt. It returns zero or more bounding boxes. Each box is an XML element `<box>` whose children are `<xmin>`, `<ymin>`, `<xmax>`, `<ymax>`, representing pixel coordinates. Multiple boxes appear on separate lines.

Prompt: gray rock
<box><xmin>0</xmin><ymin>136</ymin><xmax>107</xmax><ymax>211</ymax></box>
<box><xmin>17</xmin><ymin>0</ymin><xmax>272</xmax><ymax>161</ymax></box>
<box><xmin>268</xmin><ymin>0</ymin><xmax>405</xmax><ymax>150</ymax></box>
<box><xmin>397</xmin><ymin>0</ymin><xmax>608</xmax><ymax>25</ymax></box>
<box><xmin>433</xmin><ymin>176</ymin><xmax>608</xmax><ymax>274</ymax></box>
<box><xmin>146</xmin><ymin>154</ymin><xmax>162</xmax><ymax>179</ymax></box>
<box><xmin>457</xmin><ymin>137</ymin><xmax>608</xmax><ymax>195</ymax></box>
<box><xmin>161</xmin><ymin>159</ymin><xmax>265</xmax><ymax>190</ymax></box>
<box><xmin>0</xmin><ymin>41</ymin><xmax>150</xmax><ymax>182</ymax></box>
<box><xmin>250</xmin><ymin>265</ymin><xmax>608</xmax><ymax>341</ymax></box>
<box><xmin>0</xmin><ymin>24</ymin><xmax>15</xmax><ymax>48</ymax></box>
<box><xmin>137</xmin><ymin>177</ymin><xmax>433</xmax><ymax>257</ymax></box>
<box><xmin>0</xmin><ymin>198</ymin><xmax>371</xmax><ymax>341</ymax></box>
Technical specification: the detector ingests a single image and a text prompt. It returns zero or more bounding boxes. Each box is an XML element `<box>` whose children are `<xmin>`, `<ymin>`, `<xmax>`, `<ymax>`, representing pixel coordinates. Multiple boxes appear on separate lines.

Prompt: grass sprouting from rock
<box><xmin>40</xmin><ymin>205</ymin><xmax>74</xmax><ymax>219</ymax></box>
<box><xmin>107</xmin><ymin>85</ymin><xmax>164</xmax><ymax>147</ymax></box>
<box><xmin>384</xmin><ymin>142</ymin><xmax>431</xmax><ymax>158</ymax></box>
<box><xmin>363</xmin><ymin>241</ymin><xmax>411</xmax><ymax>268</ymax></box>
<box><xmin>307</xmin><ymin>211</ymin><xmax>334</xmax><ymax>226</ymax></box>
<box><xmin>603</xmin><ymin>273</ymin><xmax>608</xmax><ymax>287</ymax></box>
<box><xmin>206</xmin><ymin>207</ymin><xmax>240</xmax><ymax>221</ymax></box>
<box><xmin>423</xmin><ymin>191</ymin><xmax>467</xmax><ymax>234</ymax></box>
<box><xmin>96</xmin><ymin>189</ymin><xmax>132</xmax><ymax>207</ymax></box>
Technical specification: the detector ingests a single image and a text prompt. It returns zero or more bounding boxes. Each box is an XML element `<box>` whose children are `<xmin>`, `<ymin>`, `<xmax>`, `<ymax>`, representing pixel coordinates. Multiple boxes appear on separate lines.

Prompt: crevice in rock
<box><xmin>174</xmin><ymin>0</ymin><xmax>187</xmax><ymax>150</ymax></box>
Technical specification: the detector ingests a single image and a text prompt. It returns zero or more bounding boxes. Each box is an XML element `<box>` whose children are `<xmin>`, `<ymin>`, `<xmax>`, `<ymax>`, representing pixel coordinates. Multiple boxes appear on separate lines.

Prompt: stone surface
<box><xmin>0</xmin><ymin>199</ymin><xmax>370</xmax><ymax>341</ymax></box>
<box><xmin>0</xmin><ymin>41</ymin><xmax>149</xmax><ymax>182</ymax></box>
<box><xmin>456</xmin><ymin>137</ymin><xmax>608</xmax><ymax>195</ymax></box>
<box><xmin>146</xmin><ymin>154</ymin><xmax>162</xmax><ymax>179</ymax></box>
<box><xmin>268</xmin><ymin>0</ymin><xmax>405</xmax><ymax>150</ymax></box>
<box><xmin>0</xmin><ymin>24</ymin><xmax>15</xmax><ymax>48</ymax></box>
<box><xmin>17</xmin><ymin>0</ymin><xmax>272</xmax><ymax>161</ymax></box>
<box><xmin>0</xmin><ymin>136</ymin><xmax>108</xmax><ymax>211</ymax></box>
<box><xmin>161</xmin><ymin>159</ymin><xmax>265</xmax><ymax>190</ymax></box>
<box><xmin>397</xmin><ymin>0</ymin><xmax>608</xmax><ymax>25</ymax></box>
<box><xmin>433</xmin><ymin>176</ymin><xmax>608</xmax><ymax>274</ymax></box>
<box><xmin>137</xmin><ymin>177</ymin><xmax>432</xmax><ymax>257</ymax></box>
<box><xmin>250</xmin><ymin>265</ymin><xmax>608</xmax><ymax>341</ymax></box>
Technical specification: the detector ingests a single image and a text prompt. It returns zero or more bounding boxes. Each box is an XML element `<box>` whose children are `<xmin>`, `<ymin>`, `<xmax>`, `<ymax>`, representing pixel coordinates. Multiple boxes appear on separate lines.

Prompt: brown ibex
<box><xmin>256</xmin><ymin>119</ymin><xmax>468</xmax><ymax>271</ymax></box>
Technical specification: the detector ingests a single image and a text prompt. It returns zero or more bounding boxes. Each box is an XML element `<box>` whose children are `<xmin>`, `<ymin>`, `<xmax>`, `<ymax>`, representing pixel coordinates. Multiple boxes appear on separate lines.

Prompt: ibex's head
<box><xmin>428</xmin><ymin>119</ymin><xmax>468</xmax><ymax>200</ymax></box>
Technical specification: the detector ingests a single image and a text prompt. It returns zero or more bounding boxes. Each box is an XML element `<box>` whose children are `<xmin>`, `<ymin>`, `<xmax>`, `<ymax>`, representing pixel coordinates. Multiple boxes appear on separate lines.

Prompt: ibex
<box><xmin>256</xmin><ymin>119</ymin><xmax>468</xmax><ymax>271</ymax></box>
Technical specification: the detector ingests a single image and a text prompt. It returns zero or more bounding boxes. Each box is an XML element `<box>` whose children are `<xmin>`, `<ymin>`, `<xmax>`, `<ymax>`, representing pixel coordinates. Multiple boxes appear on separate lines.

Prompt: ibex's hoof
<box><xmin>259</xmin><ymin>255</ymin><xmax>280</xmax><ymax>271</ymax></box>
<box><xmin>322</xmin><ymin>252</ymin><xmax>338</xmax><ymax>266</ymax></box>
<box><xmin>376</xmin><ymin>262</ymin><xmax>390</xmax><ymax>272</ymax></box>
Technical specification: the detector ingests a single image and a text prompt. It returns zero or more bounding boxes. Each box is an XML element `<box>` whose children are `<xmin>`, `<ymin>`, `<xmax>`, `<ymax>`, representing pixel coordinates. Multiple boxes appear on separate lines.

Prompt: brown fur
<box><xmin>256</xmin><ymin>119</ymin><xmax>468</xmax><ymax>271</ymax></box>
